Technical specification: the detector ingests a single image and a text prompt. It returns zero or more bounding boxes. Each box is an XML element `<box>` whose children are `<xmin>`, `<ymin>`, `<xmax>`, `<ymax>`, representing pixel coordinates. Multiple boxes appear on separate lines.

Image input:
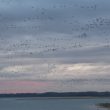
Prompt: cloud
<box><xmin>0</xmin><ymin>0</ymin><xmax>110</xmax><ymax>92</ymax></box>
<box><xmin>0</xmin><ymin>62</ymin><xmax>110</xmax><ymax>81</ymax></box>
<box><xmin>46</xmin><ymin>63</ymin><xmax>110</xmax><ymax>80</ymax></box>
<box><xmin>0</xmin><ymin>0</ymin><xmax>110</xmax><ymax>38</ymax></box>
<box><xmin>0</xmin><ymin>80</ymin><xmax>49</xmax><ymax>93</ymax></box>
<box><xmin>0</xmin><ymin>65</ymin><xmax>33</xmax><ymax>73</ymax></box>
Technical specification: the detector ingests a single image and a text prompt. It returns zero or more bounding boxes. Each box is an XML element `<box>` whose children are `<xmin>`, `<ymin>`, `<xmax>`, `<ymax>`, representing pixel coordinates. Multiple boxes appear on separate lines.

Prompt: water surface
<box><xmin>0</xmin><ymin>98</ymin><xmax>109</xmax><ymax>110</ymax></box>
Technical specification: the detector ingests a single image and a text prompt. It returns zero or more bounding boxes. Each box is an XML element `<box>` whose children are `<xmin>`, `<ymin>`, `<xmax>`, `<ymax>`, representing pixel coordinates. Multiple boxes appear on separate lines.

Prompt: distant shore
<box><xmin>0</xmin><ymin>92</ymin><xmax>110</xmax><ymax>98</ymax></box>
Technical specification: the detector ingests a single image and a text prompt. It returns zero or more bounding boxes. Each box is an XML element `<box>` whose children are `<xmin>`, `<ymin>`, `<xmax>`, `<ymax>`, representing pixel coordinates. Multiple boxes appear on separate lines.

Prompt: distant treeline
<box><xmin>0</xmin><ymin>92</ymin><xmax>110</xmax><ymax>98</ymax></box>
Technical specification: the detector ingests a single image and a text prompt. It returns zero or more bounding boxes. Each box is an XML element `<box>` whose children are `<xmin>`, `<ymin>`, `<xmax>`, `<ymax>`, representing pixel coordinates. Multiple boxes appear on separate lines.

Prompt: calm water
<box><xmin>0</xmin><ymin>98</ymin><xmax>109</xmax><ymax>110</ymax></box>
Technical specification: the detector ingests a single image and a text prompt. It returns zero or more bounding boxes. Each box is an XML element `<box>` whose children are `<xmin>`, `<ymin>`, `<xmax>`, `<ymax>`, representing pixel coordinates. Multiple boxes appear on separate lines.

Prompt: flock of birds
<box><xmin>0</xmin><ymin>0</ymin><xmax>110</xmax><ymax>82</ymax></box>
<box><xmin>0</xmin><ymin>0</ymin><xmax>109</xmax><ymax>57</ymax></box>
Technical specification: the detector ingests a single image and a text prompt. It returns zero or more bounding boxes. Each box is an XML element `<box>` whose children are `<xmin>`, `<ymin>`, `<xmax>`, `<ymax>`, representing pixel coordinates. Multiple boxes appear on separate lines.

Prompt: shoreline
<box><xmin>97</xmin><ymin>103</ymin><xmax>110</xmax><ymax>109</ymax></box>
<box><xmin>1</xmin><ymin>96</ymin><xmax>110</xmax><ymax>100</ymax></box>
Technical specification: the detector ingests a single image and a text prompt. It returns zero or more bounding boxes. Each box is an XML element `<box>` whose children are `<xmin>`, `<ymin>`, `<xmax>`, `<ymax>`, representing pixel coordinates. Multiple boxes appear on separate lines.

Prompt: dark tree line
<box><xmin>0</xmin><ymin>92</ymin><xmax>110</xmax><ymax>98</ymax></box>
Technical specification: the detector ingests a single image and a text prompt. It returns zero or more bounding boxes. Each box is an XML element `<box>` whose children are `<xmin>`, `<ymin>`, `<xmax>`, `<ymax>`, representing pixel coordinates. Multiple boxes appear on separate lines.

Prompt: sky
<box><xmin>0</xmin><ymin>0</ymin><xmax>110</xmax><ymax>93</ymax></box>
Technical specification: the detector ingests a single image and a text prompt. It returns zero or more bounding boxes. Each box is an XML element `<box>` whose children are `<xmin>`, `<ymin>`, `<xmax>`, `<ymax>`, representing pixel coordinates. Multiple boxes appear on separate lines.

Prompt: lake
<box><xmin>0</xmin><ymin>98</ymin><xmax>109</xmax><ymax>110</ymax></box>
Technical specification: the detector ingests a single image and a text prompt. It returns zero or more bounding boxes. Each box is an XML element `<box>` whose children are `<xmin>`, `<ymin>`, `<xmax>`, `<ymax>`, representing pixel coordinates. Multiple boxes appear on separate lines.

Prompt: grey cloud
<box><xmin>0</xmin><ymin>0</ymin><xmax>110</xmax><ymax>92</ymax></box>
<box><xmin>0</xmin><ymin>0</ymin><xmax>110</xmax><ymax>38</ymax></box>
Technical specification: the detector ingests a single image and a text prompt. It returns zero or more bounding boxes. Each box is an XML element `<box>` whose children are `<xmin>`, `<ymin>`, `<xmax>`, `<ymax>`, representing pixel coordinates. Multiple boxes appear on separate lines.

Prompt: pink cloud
<box><xmin>0</xmin><ymin>80</ymin><xmax>50</xmax><ymax>93</ymax></box>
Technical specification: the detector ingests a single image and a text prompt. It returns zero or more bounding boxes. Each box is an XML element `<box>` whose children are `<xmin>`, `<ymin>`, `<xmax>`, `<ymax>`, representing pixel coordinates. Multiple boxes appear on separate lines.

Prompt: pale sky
<box><xmin>0</xmin><ymin>0</ymin><xmax>110</xmax><ymax>93</ymax></box>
